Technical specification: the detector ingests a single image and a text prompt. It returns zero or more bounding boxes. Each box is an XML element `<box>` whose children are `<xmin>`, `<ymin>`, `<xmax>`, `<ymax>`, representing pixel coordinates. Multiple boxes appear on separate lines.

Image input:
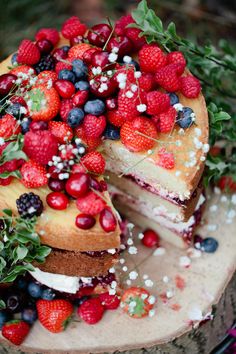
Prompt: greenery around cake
<box><xmin>131</xmin><ymin>0</ymin><xmax>236</xmax><ymax>185</ymax></box>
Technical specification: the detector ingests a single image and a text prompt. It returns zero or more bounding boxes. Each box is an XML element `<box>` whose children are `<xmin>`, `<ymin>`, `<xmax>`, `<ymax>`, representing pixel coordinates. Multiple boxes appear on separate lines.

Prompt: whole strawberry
<box><xmin>20</xmin><ymin>160</ymin><xmax>48</xmax><ymax>188</ymax></box>
<box><xmin>68</xmin><ymin>43</ymin><xmax>92</xmax><ymax>60</ymax></box>
<box><xmin>77</xmin><ymin>297</ymin><xmax>104</xmax><ymax>324</ymax></box>
<box><xmin>23</xmin><ymin>130</ymin><xmax>58</xmax><ymax>165</ymax></box>
<box><xmin>17</xmin><ymin>39</ymin><xmax>40</xmax><ymax>65</ymax></box>
<box><xmin>99</xmin><ymin>292</ymin><xmax>120</xmax><ymax>310</ymax></box>
<box><xmin>120</xmin><ymin>116</ymin><xmax>157</xmax><ymax>152</ymax></box>
<box><xmin>107</xmin><ymin>110</ymin><xmax>126</xmax><ymax>127</ymax></box>
<box><xmin>36</xmin><ymin>299</ymin><xmax>73</xmax><ymax>333</ymax></box>
<box><xmin>48</xmin><ymin>121</ymin><xmax>73</xmax><ymax>143</ymax></box>
<box><xmin>83</xmin><ymin>114</ymin><xmax>106</xmax><ymax>138</ymax></box>
<box><xmin>26</xmin><ymin>85</ymin><xmax>60</xmax><ymax>121</ymax></box>
<box><xmin>80</xmin><ymin>151</ymin><xmax>106</xmax><ymax>175</ymax></box>
<box><xmin>138</xmin><ymin>44</ymin><xmax>166</xmax><ymax>73</ymax></box>
<box><xmin>0</xmin><ymin>114</ymin><xmax>21</xmax><ymax>138</ymax></box>
<box><xmin>2</xmin><ymin>320</ymin><xmax>30</xmax><ymax>345</ymax></box>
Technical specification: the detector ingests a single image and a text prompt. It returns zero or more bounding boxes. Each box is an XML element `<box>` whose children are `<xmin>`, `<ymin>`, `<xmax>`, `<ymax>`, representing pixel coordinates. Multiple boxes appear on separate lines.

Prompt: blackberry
<box><xmin>34</xmin><ymin>54</ymin><xmax>55</xmax><ymax>74</ymax></box>
<box><xmin>16</xmin><ymin>192</ymin><xmax>43</xmax><ymax>218</ymax></box>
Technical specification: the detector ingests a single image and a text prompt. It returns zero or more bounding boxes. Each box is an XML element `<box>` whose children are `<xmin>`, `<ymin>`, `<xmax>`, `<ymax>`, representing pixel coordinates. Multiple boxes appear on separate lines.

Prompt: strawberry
<box><xmin>179</xmin><ymin>75</ymin><xmax>201</xmax><ymax>98</ymax></box>
<box><xmin>48</xmin><ymin>121</ymin><xmax>73</xmax><ymax>143</ymax></box>
<box><xmin>120</xmin><ymin>116</ymin><xmax>157</xmax><ymax>152</ymax></box>
<box><xmin>17</xmin><ymin>39</ymin><xmax>40</xmax><ymax>65</ymax></box>
<box><xmin>118</xmin><ymin>89</ymin><xmax>147</xmax><ymax>121</ymax></box>
<box><xmin>36</xmin><ymin>70</ymin><xmax>58</xmax><ymax>87</ymax></box>
<box><xmin>20</xmin><ymin>160</ymin><xmax>48</xmax><ymax>188</ymax></box>
<box><xmin>146</xmin><ymin>91</ymin><xmax>170</xmax><ymax>115</ymax></box>
<box><xmin>80</xmin><ymin>151</ymin><xmax>105</xmax><ymax>175</ymax></box>
<box><xmin>10</xmin><ymin>65</ymin><xmax>36</xmax><ymax>86</ymax></box>
<box><xmin>155</xmin><ymin>64</ymin><xmax>181</xmax><ymax>92</ymax></box>
<box><xmin>26</xmin><ymin>85</ymin><xmax>60</xmax><ymax>121</ymax></box>
<box><xmin>2</xmin><ymin>320</ymin><xmax>30</xmax><ymax>346</ymax></box>
<box><xmin>35</xmin><ymin>28</ymin><xmax>60</xmax><ymax>46</ymax></box>
<box><xmin>84</xmin><ymin>136</ymin><xmax>102</xmax><ymax>151</ymax></box>
<box><xmin>77</xmin><ymin>297</ymin><xmax>104</xmax><ymax>324</ymax></box>
<box><xmin>152</xmin><ymin>106</ymin><xmax>177</xmax><ymax>133</ymax></box>
<box><xmin>156</xmin><ymin>148</ymin><xmax>175</xmax><ymax>169</ymax></box>
<box><xmin>76</xmin><ymin>191</ymin><xmax>106</xmax><ymax>215</ymax></box>
<box><xmin>0</xmin><ymin>114</ymin><xmax>21</xmax><ymax>138</ymax></box>
<box><xmin>138</xmin><ymin>73</ymin><xmax>155</xmax><ymax>92</ymax></box>
<box><xmin>121</xmin><ymin>287</ymin><xmax>155</xmax><ymax>318</ymax></box>
<box><xmin>138</xmin><ymin>44</ymin><xmax>166</xmax><ymax>73</ymax></box>
<box><xmin>36</xmin><ymin>299</ymin><xmax>73</xmax><ymax>333</ymax></box>
<box><xmin>62</xmin><ymin>16</ymin><xmax>87</xmax><ymax>39</ymax></box>
<box><xmin>107</xmin><ymin>110</ymin><xmax>126</xmax><ymax>127</ymax></box>
<box><xmin>60</xmin><ymin>98</ymin><xmax>74</xmax><ymax>122</ymax></box>
<box><xmin>218</xmin><ymin>176</ymin><xmax>236</xmax><ymax>192</ymax></box>
<box><xmin>55</xmin><ymin>61</ymin><xmax>72</xmax><ymax>74</ymax></box>
<box><xmin>167</xmin><ymin>51</ymin><xmax>186</xmax><ymax>75</ymax></box>
<box><xmin>83</xmin><ymin>114</ymin><xmax>106</xmax><ymax>138</ymax></box>
<box><xmin>71</xmin><ymin>163</ymin><xmax>87</xmax><ymax>174</ymax></box>
<box><xmin>99</xmin><ymin>292</ymin><xmax>120</xmax><ymax>310</ymax></box>
<box><xmin>68</xmin><ymin>43</ymin><xmax>92</xmax><ymax>60</ymax></box>
<box><xmin>23</xmin><ymin>130</ymin><xmax>58</xmax><ymax>165</ymax></box>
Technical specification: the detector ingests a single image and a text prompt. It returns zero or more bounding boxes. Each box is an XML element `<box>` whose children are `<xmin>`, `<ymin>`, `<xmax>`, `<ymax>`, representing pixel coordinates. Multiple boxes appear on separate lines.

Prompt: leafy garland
<box><xmin>130</xmin><ymin>0</ymin><xmax>236</xmax><ymax>185</ymax></box>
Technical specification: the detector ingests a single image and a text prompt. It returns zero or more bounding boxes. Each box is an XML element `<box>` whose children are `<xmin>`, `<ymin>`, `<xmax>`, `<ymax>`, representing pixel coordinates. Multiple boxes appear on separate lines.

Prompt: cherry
<box><xmin>48</xmin><ymin>165</ymin><xmax>60</xmax><ymax>179</ymax></box>
<box><xmin>91</xmin><ymin>51</ymin><xmax>109</xmax><ymax>68</ymax></box>
<box><xmin>72</xmin><ymin>90</ymin><xmax>89</xmax><ymax>107</ymax></box>
<box><xmin>99</xmin><ymin>207</ymin><xmax>117</xmax><ymax>232</ymax></box>
<box><xmin>90</xmin><ymin>177</ymin><xmax>102</xmax><ymax>191</ymax></box>
<box><xmin>71</xmin><ymin>163</ymin><xmax>86</xmax><ymax>174</ymax></box>
<box><xmin>75</xmin><ymin>213</ymin><xmax>96</xmax><ymax>229</ymax></box>
<box><xmin>48</xmin><ymin>178</ymin><xmax>65</xmax><ymax>192</ymax></box>
<box><xmin>9</xmin><ymin>95</ymin><xmax>27</xmax><ymax>107</ymax></box>
<box><xmin>36</xmin><ymin>39</ymin><xmax>53</xmax><ymax>54</ymax></box>
<box><xmin>46</xmin><ymin>192</ymin><xmax>69</xmax><ymax>210</ymax></box>
<box><xmin>52</xmin><ymin>48</ymin><xmax>68</xmax><ymax>62</ymax></box>
<box><xmin>90</xmin><ymin>76</ymin><xmax>117</xmax><ymax>98</ymax></box>
<box><xmin>106</xmin><ymin>97</ymin><xmax>117</xmax><ymax>110</ymax></box>
<box><xmin>107</xmin><ymin>36</ymin><xmax>133</xmax><ymax>57</ymax></box>
<box><xmin>0</xmin><ymin>74</ymin><xmax>17</xmax><ymax>96</ymax></box>
<box><xmin>30</xmin><ymin>121</ymin><xmax>48</xmax><ymax>131</ymax></box>
<box><xmin>142</xmin><ymin>229</ymin><xmax>160</xmax><ymax>248</ymax></box>
<box><xmin>70</xmin><ymin>36</ymin><xmax>84</xmax><ymax>46</ymax></box>
<box><xmin>65</xmin><ymin>173</ymin><xmax>90</xmax><ymax>198</ymax></box>
<box><xmin>83</xmin><ymin>47</ymin><xmax>102</xmax><ymax>64</ymax></box>
<box><xmin>99</xmin><ymin>180</ymin><xmax>107</xmax><ymax>191</ymax></box>
<box><xmin>54</xmin><ymin>79</ymin><xmax>75</xmax><ymax>98</ymax></box>
<box><xmin>87</xmin><ymin>24</ymin><xmax>112</xmax><ymax>47</ymax></box>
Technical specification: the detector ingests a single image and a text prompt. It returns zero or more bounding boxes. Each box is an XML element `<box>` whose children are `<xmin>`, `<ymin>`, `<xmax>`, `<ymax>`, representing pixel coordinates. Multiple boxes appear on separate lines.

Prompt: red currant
<box><xmin>65</xmin><ymin>173</ymin><xmax>90</xmax><ymax>198</ymax></box>
<box><xmin>75</xmin><ymin>213</ymin><xmax>96</xmax><ymax>229</ymax></box>
<box><xmin>99</xmin><ymin>207</ymin><xmax>117</xmax><ymax>232</ymax></box>
<box><xmin>46</xmin><ymin>192</ymin><xmax>69</xmax><ymax>210</ymax></box>
<box><xmin>142</xmin><ymin>229</ymin><xmax>160</xmax><ymax>248</ymax></box>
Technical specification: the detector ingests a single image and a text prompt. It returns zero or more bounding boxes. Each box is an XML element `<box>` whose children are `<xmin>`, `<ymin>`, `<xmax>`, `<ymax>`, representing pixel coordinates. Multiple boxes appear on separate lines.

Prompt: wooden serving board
<box><xmin>1</xmin><ymin>190</ymin><xmax>236</xmax><ymax>354</ymax></box>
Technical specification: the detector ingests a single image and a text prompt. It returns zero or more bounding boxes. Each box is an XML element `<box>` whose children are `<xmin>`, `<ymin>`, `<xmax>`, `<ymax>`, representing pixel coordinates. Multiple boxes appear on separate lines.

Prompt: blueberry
<box><xmin>21</xmin><ymin>118</ymin><xmax>32</xmax><ymax>134</ymax></box>
<box><xmin>84</xmin><ymin>99</ymin><xmax>105</xmax><ymax>116</ymax></box>
<box><xmin>27</xmin><ymin>282</ymin><xmax>43</xmax><ymax>299</ymax></box>
<box><xmin>76</xmin><ymin>142</ymin><xmax>87</xmax><ymax>157</ymax></box>
<box><xmin>58</xmin><ymin>69</ymin><xmax>76</xmax><ymax>83</ymax></box>
<box><xmin>16</xmin><ymin>277</ymin><xmax>28</xmax><ymax>290</ymax></box>
<box><xmin>6</xmin><ymin>103</ymin><xmax>23</xmax><ymax>119</ymax></box>
<box><xmin>60</xmin><ymin>45</ymin><xmax>70</xmax><ymax>53</ymax></box>
<box><xmin>72</xmin><ymin>59</ymin><xmax>88</xmax><ymax>79</ymax></box>
<box><xmin>11</xmin><ymin>53</ymin><xmax>18</xmax><ymax>65</ymax></box>
<box><xmin>41</xmin><ymin>288</ymin><xmax>56</xmax><ymax>300</ymax></box>
<box><xmin>104</xmin><ymin>124</ymin><xmax>120</xmax><ymax>140</ymax></box>
<box><xmin>177</xmin><ymin>107</ymin><xmax>194</xmax><ymax>129</ymax></box>
<box><xmin>21</xmin><ymin>307</ymin><xmax>38</xmax><ymax>325</ymax></box>
<box><xmin>67</xmin><ymin>108</ymin><xmax>85</xmax><ymax>128</ymax></box>
<box><xmin>73</xmin><ymin>296</ymin><xmax>89</xmax><ymax>307</ymax></box>
<box><xmin>0</xmin><ymin>311</ymin><xmax>11</xmax><ymax>329</ymax></box>
<box><xmin>201</xmin><ymin>237</ymin><xmax>219</xmax><ymax>253</ymax></box>
<box><xmin>6</xmin><ymin>291</ymin><xmax>26</xmax><ymax>313</ymax></box>
<box><xmin>75</xmin><ymin>80</ymin><xmax>89</xmax><ymax>91</ymax></box>
<box><xmin>168</xmin><ymin>93</ymin><xmax>179</xmax><ymax>106</ymax></box>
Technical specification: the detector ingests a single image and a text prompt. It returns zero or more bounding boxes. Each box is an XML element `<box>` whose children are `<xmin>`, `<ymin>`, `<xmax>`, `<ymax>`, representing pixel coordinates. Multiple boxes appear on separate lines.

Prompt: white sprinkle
<box><xmin>39</xmin><ymin>230</ymin><xmax>45</xmax><ymax>236</ymax></box>
<box><xmin>210</xmin><ymin>205</ymin><xmax>218</xmax><ymax>212</ymax></box>
<box><xmin>108</xmin><ymin>52</ymin><xmax>118</xmax><ymax>63</ymax></box>
<box><xmin>0</xmin><ymin>138</ymin><xmax>5</xmax><ymax>146</ymax></box>
<box><xmin>111</xmin><ymin>281</ymin><xmax>117</xmax><ymax>289</ymax></box>
<box><xmin>179</xmin><ymin>256</ymin><xmax>191</xmax><ymax>267</ymax></box>
<box><xmin>134</xmin><ymin>71</ymin><xmax>141</xmax><ymax>78</ymax></box>
<box><xmin>145</xmin><ymin>279</ymin><xmax>153</xmax><ymax>288</ymax></box>
<box><xmin>131</xmin><ymin>84</ymin><xmax>138</xmax><ymax>92</ymax></box>
<box><xmin>194</xmin><ymin>128</ymin><xmax>202</xmax><ymax>136</ymax></box>
<box><xmin>175</xmin><ymin>170</ymin><xmax>181</xmax><ymax>177</ymax></box>
<box><xmin>137</xmin><ymin>103</ymin><xmax>147</xmax><ymax>112</ymax></box>
<box><xmin>109</xmin><ymin>267</ymin><xmax>115</xmax><ymax>273</ymax></box>
<box><xmin>166</xmin><ymin>290</ymin><xmax>174</xmax><ymax>299</ymax></box>
<box><xmin>119</xmin><ymin>82</ymin><xmax>126</xmax><ymax>89</ymax></box>
<box><xmin>119</xmin><ymin>258</ymin><xmax>125</xmax><ymax>264</ymax></box>
<box><xmin>127</xmin><ymin>238</ymin><xmax>133</xmax><ymax>245</ymax></box>
<box><xmin>148</xmin><ymin>296</ymin><xmax>156</xmax><ymax>305</ymax></box>
<box><xmin>207</xmin><ymin>224</ymin><xmax>217</xmax><ymax>231</ymax></box>
<box><xmin>127</xmin><ymin>223</ymin><xmax>134</xmax><ymax>230</ymax></box>
<box><xmin>129</xmin><ymin>271</ymin><xmax>138</xmax><ymax>280</ymax></box>
<box><xmin>227</xmin><ymin>209</ymin><xmax>236</xmax><ymax>219</ymax></box>
<box><xmin>220</xmin><ymin>195</ymin><xmax>228</xmax><ymax>202</ymax></box>
<box><xmin>116</xmin><ymin>73</ymin><xmax>127</xmax><ymax>83</ymax></box>
<box><xmin>174</xmin><ymin>103</ymin><xmax>183</xmax><ymax>112</ymax></box>
<box><xmin>176</xmin><ymin>140</ymin><xmax>182</xmax><ymax>147</ymax></box>
<box><xmin>200</xmin><ymin>156</ymin><xmax>206</xmax><ymax>161</ymax></box>
<box><xmin>126</xmin><ymin>279</ymin><xmax>131</xmax><ymax>285</ymax></box>
<box><xmin>188</xmin><ymin>306</ymin><xmax>203</xmax><ymax>321</ymax></box>
<box><xmin>123</xmin><ymin>55</ymin><xmax>132</xmax><ymax>63</ymax></box>
<box><xmin>163</xmin><ymin>276</ymin><xmax>169</xmax><ymax>283</ymax></box>
<box><xmin>149</xmin><ymin>309</ymin><xmax>155</xmax><ymax>317</ymax></box>
<box><xmin>107</xmin><ymin>70</ymin><xmax>113</xmax><ymax>76</ymax></box>
<box><xmin>202</xmin><ymin>143</ymin><xmax>210</xmax><ymax>153</ymax></box>
<box><xmin>122</xmin><ymin>266</ymin><xmax>128</xmax><ymax>272</ymax></box>
<box><xmin>231</xmin><ymin>194</ymin><xmax>236</xmax><ymax>205</ymax></box>
<box><xmin>125</xmin><ymin>90</ymin><xmax>134</xmax><ymax>98</ymax></box>
<box><xmin>138</xmin><ymin>232</ymin><xmax>144</xmax><ymax>239</ymax></box>
<box><xmin>178</xmin><ymin>128</ymin><xmax>185</xmax><ymax>136</ymax></box>
<box><xmin>153</xmin><ymin>247</ymin><xmax>166</xmax><ymax>256</ymax></box>
<box><xmin>128</xmin><ymin>246</ymin><xmax>138</xmax><ymax>255</ymax></box>
<box><xmin>143</xmin><ymin>274</ymin><xmax>148</xmax><ymax>280</ymax></box>
<box><xmin>107</xmin><ymin>248</ymin><xmax>116</xmax><ymax>254</ymax></box>
<box><xmin>111</xmin><ymin>46</ymin><xmax>119</xmax><ymax>53</ymax></box>
<box><xmin>100</xmin><ymin>76</ymin><xmax>108</xmax><ymax>82</ymax></box>
<box><xmin>109</xmin><ymin>289</ymin><xmax>116</xmax><ymax>295</ymax></box>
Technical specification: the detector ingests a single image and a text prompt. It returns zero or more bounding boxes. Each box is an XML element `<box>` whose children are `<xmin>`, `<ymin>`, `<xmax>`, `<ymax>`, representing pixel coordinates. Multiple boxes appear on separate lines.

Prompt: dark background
<box><xmin>0</xmin><ymin>0</ymin><xmax>235</xmax><ymax>60</ymax></box>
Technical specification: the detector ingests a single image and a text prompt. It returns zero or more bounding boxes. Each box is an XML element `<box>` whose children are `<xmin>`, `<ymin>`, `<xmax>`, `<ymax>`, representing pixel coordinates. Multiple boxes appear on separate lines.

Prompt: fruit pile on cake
<box><xmin>0</xmin><ymin>12</ymin><xmax>208</xmax><ymax>296</ymax></box>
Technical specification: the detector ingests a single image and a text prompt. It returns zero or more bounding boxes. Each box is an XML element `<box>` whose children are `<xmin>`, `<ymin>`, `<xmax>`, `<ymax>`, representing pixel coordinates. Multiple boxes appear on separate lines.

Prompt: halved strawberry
<box><xmin>48</xmin><ymin>121</ymin><xmax>73</xmax><ymax>143</ymax></box>
<box><xmin>0</xmin><ymin>114</ymin><xmax>21</xmax><ymax>138</ymax></box>
<box><xmin>20</xmin><ymin>160</ymin><xmax>48</xmax><ymax>188</ymax></box>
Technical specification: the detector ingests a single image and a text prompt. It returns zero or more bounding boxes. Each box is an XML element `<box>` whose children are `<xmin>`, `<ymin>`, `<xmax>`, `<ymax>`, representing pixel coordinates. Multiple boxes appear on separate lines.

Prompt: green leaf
<box><xmin>0</xmin><ymin>170</ymin><xmax>21</xmax><ymax>179</ymax></box>
<box><xmin>0</xmin><ymin>300</ymin><xmax>6</xmax><ymax>310</ymax></box>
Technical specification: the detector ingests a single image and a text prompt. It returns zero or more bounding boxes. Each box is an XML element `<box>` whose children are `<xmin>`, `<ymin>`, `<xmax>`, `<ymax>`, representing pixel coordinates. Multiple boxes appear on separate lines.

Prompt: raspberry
<box><xmin>114</xmin><ymin>14</ymin><xmax>134</xmax><ymax>36</ymax></box>
<box><xmin>20</xmin><ymin>160</ymin><xmax>48</xmax><ymax>188</ymax></box>
<box><xmin>138</xmin><ymin>73</ymin><xmax>155</xmax><ymax>92</ymax></box>
<box><xmin>120</xmin><ymin>116</ymin><xmax>157</xmax><ymax>152</ymax></box>
<box><xmin>83</xmin><ymin>114</ymin><xmax>106</xmax><ymax>138</ymax></box>
<box><xmin>107</xmin><ymin>110</ymin><xmax>126</xmax><ymax>127</ymax></box>
<box><xmin>60</xmin><ymin>99</ymin><xmax>74</xmax><ymax>122</ymax></box>
<box><xmin>77</xmin><ymin>297</ymin><xmax>104</xmax><ymax>324</ymax></box>
<box><xmin>179</xmin><ymin>75</ymin><xmax>201</xmax><ymax>98</ymax></box>
<box><xmin>146</xmin><ymin>91</ymin><xmax>170</xmax><ymax>115</ymax></box>
<box><xmin>118</xmin><ymin>89</ymin><xmax>147</xmax><ymax>121</ymax></box>
<box><xmin>138</xmin><ymin>44</ymin><xmax>167</xmax><ymax>73</ymax></box>
<box><xmin>0</xmin><ymin>114</ymin><xmax>21</xmax><ymax>138</ymax></box>
<box><xmin>62</xmin><ymin>16</ymin><xmax>87</xmax><ymax>39</ymax></box>
<box><xmin>35</xmin><ymin>28</ymin><xmax>60</xmax><ymax>46</ymax></box>
<box><xmin>99</xmin><ymin>292</ymin><xmax>120</xmax><ymax>310</ymax></box>
<box><xmin>55</xmin><ymin>61</ymin><xmax>72</xmax><ymax>74</ymax></box>
<box><xmin>17</xmin><ymin>39</ymin><xmax>40</xmax><ymax>65</ymax></box>
<box><xmin>80</xmin><ymin>151</ymin><xmax>105</xmax><ymax>175</ymax></box>
<box><xmin>155</xmin><ymin>64</ymin><xmax>180</xmax><ymax>92</ymax></box>
<box><xmin>76</xmin><ymin>191</ymin><xmax>106</xmax><ymax>215</ymax></box>
<box><xmin>167</xmin><ymin>51</ymin><xmax>186</xmax><ymax>75</ymax></box>
<box><xmin>23</xmin><ymin>130</ymin><xmax>58</xmax><ymax>165</ymax></box>
<box><xmin>48</xmin><ymin>121</ymin><xmax>73</xmax><ymax>143</ymax></box>
<box><xmin>125</xmin><ymin>27</ymin><xmax>146</xmax><ymax>50</ymax></box>
<box><xmin>152</xmin><ymin>106</ymin><xmax>177</xmax><ymax>133</ymax></box>
<box><xmin>157</xmin><ymin>148</ymin><xmax>175</xmax><ymax>169</ymax></box>
<box><xmin>68</xmin><ymin>43</ymin><xmax>92</xmax><ymax>60</ymax></box>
